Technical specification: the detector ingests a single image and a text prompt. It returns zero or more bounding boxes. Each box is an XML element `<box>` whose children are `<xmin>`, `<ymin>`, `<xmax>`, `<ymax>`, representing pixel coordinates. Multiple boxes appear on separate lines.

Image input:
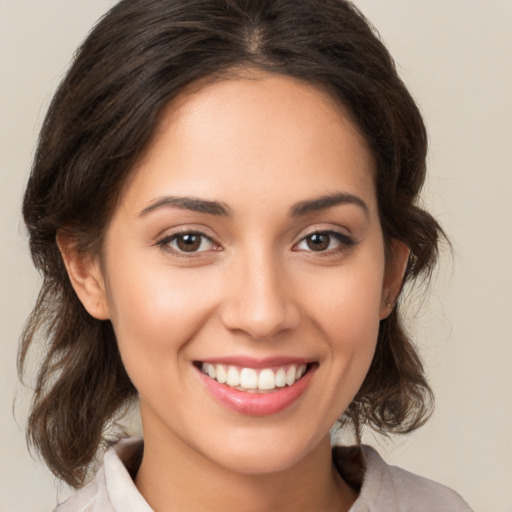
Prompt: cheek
<box><xmin>299</xmin><ymin>250</ymin><xmax>385</xmax><ymax>398</ymax></box>
<box><xmin>103</xmin><ymin>254</ymin><xmax>221</xmax><ymax>372</ymax></box>
<box><xmin>320</xmin><ymin>283</ymin><xmax>381</xmax><ymax>376</ymax></box>
<box><xmin>303</xmin><ymin>252</ymin><xmax>385</xmax><ymax>338</ymax></box>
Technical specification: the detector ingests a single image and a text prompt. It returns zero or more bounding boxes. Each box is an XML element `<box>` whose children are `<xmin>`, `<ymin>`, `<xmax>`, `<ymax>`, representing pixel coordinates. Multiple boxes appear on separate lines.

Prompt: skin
<box><xmin>61</xmin><ymin>71</ymin><xmax>408</xmax><ymax>512</ymax></box>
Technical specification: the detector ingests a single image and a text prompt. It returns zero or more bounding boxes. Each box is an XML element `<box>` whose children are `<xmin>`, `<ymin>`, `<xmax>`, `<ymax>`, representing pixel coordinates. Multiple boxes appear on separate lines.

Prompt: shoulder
<box><xmin>362</xmin><ymin>446</ymin><xmax>474</xmax><ymax>512</ymax></box>
<box><xmin>54</xmin><ymin>438</ymin><xmax>151</xmax><ymax>512</ymax></box>
<box><xmin>333</xmin><ymin>445</ymin><xmax>474</xmax><ymax>512</ymax></box>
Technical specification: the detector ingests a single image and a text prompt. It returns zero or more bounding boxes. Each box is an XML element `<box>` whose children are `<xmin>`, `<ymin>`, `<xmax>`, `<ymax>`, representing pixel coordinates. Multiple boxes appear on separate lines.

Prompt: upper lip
<box><xmin>195</xmin><ymin>356</ymin><xmax>315</xmax><ymax>369</ymax></box>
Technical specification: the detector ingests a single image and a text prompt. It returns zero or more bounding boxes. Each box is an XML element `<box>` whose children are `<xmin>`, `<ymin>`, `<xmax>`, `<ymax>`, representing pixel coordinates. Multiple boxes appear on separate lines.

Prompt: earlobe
<box><xmin>379</xmin><ymin>239</ymin><xmax>410</xmax><ymax>320</ymax></box>
<box><xmin>56</xmin><ymin>232</ymin><xmax>110</xmax><ymax>320</ymax></box>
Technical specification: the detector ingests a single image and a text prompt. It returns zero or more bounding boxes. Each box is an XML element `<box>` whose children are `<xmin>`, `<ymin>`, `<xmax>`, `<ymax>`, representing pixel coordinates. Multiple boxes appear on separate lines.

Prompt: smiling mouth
<box><xmin>196</xmin><ymin>362</ymin><xmax>315</xmax><ymax>393</ymax></box>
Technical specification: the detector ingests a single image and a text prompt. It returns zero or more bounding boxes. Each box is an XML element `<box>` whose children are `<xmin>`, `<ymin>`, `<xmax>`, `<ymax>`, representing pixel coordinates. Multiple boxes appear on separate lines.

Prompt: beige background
<box><xmin>1</xmin><ymin>1</ymin><xmax>511</xmax><ymax>510</ymax></box>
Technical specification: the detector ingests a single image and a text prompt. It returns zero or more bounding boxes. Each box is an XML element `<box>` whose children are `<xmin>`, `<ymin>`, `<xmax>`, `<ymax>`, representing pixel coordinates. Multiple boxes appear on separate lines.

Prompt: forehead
<box><xmin>119</xmin><ymin>72</ymin><xmax>377</xmax><ymax>217</ymax></box>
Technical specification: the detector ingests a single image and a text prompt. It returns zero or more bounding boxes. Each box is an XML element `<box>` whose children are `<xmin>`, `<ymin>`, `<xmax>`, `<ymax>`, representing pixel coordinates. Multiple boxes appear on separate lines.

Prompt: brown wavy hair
<box><xmin>20</xmin><ymin>0</ymin><xmax>443</xmax><ymax>488</ymax></box>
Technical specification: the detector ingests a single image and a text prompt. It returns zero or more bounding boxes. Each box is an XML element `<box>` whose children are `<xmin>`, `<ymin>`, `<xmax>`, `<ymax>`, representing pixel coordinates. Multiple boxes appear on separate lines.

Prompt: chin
<box><xmin>191</xmin><ymin>424</ymin><xmax>330</xmax><ymax>476</ymax></box>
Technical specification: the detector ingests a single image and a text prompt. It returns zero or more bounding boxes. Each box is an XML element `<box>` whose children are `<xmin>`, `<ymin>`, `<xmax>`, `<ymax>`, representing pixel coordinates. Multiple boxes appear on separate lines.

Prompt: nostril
<box><xmin>219</xmin><ymin>299</ymin><xmax>300</xmax><ymax>340</ymax></box>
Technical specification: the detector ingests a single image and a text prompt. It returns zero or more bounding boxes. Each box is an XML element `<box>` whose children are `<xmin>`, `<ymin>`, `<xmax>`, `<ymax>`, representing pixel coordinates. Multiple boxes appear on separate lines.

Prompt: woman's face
<box><xmin>91</xmin><ymin>72</ymin><xmax>397</xmax><ymax>474</ymax></box>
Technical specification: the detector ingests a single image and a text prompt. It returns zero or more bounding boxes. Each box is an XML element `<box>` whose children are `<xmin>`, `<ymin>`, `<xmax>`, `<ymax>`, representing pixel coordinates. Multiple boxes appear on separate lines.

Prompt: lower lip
<box><xmin>197</xmin><ymin>366</ymin><xmax>316</xmax><ymax>416</ymax></box>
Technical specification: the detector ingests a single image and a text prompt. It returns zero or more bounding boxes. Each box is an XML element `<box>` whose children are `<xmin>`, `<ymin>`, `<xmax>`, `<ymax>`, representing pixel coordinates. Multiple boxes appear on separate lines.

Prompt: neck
<box><xmin>135</xmin><ymin>426</ymin><xmax>357</xmax><ymax>512</ymax></box>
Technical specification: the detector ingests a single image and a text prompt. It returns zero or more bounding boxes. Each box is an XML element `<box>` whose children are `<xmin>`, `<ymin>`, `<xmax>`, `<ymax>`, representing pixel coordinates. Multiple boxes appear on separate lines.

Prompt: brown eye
<box><xmin>305</xmin><ymin>233</ymin><xmax>331</xmax><ymax>251</ymax></box>
<box><xmin>295</xmin><ymin>231</ymin><xmax>354</xmax><ymax>254</ymax></box>
<box><xmin>176</xmin><ymin>233</ymin><xmax>202</xmax><ymax>252</ymax></box>
<box><xmin>159</xmin><ymin>232</ymin><xmax>217</xmax><ymax>254</ymax></box>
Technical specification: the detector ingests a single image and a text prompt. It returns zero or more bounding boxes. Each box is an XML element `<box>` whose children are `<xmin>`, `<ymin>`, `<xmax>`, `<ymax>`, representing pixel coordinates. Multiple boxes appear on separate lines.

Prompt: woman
<box><xmin>20</xmin><ymin>0</ymin><xmax>473</xmax><ymax>510</ymax></box>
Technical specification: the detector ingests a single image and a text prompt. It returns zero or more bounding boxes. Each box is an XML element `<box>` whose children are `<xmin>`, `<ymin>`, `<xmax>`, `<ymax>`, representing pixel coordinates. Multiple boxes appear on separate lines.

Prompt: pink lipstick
<box><xmin>196</xmin><ymin>359</ymin><xmax>317</xmax><ymax>416</ymax></box>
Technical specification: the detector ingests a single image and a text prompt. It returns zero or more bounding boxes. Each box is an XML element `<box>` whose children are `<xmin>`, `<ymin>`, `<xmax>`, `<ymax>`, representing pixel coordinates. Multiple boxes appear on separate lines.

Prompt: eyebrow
<box><xmin>139</xmin><ymin>196</ymin><xmax>231</xmax><ymax>217</ymax></box>
<box><xmin>291</xmin><ymin>193</ymin><xmax>369</xmax><ymax>217</ymax></box>
<box><xmin>139</xmin><ymin>192</ymin><xmax>368</xmax><ymax>218</ymax></box>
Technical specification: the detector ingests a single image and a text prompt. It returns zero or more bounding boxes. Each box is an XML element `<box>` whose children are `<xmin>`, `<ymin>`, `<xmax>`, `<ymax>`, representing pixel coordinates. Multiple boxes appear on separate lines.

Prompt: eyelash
<box><xmin>293</xmin><ymin>230</ymin><xmax>356</xmax><ymax>255</ymax></box>
<box><xmin>155</xmin><ymin>231</ymin><xmax>219</xmax><ymax>256</ymax></box>
<box><xmin>155</xmin><ymin>229</ymin><xmax>355</xmax><ymax>256</ymax></box>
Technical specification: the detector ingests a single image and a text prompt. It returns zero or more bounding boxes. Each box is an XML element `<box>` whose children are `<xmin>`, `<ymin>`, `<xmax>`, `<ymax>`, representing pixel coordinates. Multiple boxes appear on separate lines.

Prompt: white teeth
<box><xmin>226</xmin><ymin>366</ymin><xmax>240</xmax><ymax>387</ymax></box>
<box><xmin>258</xmin><ymin>369</ymin><xmax>275</xmax><ymax>390</ymax></box>
<box><xmin>240</xmin><ymin>368</ymin><xmax>258</xmax><ymax>389</ymax></box>
<box><xmin>286</xmin><ymin>366</ymin><xmax>296</xmax><ymax>386</ymax></box>
<box><xmin>216</xmin><ymin>364</ymin><xmax>227</xmax><ymax>384</ymax></box>
<box><xmin>200</xmin><ymin>362</ymin><xmax>311</xmax><ymax>392</ymax></box>
<box><xmin>275</xmin><ymin>368</ymin><xmax>287</xmax><ymax>388</ymax></box>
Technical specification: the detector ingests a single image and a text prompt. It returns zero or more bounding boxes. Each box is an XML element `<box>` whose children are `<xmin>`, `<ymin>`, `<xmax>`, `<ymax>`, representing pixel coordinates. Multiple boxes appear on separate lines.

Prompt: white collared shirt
<box><xmin>55</xmin><ymin>438</ymin><xmax>473</xmax><ymax>511</ymax></box>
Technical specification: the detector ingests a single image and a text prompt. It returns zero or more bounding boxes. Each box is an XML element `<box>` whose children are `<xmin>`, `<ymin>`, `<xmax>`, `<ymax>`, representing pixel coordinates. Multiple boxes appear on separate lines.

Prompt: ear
<box><xmin>379</xmin><ymin>239</ymin><xmax>410</xmax><ymax>320</ymax></box>
<box><xmin>57</xmin><ymin>231</ymin><xmax>110</xmax><ymax>320</ymax></box>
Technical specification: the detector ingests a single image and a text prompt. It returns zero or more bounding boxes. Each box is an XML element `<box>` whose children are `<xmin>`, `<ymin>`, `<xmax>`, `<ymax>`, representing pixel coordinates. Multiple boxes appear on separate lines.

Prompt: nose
<box><xmin>219</xmin><ymin>252</ymin><xmax>300</xmax><ymax>340</ymax></box>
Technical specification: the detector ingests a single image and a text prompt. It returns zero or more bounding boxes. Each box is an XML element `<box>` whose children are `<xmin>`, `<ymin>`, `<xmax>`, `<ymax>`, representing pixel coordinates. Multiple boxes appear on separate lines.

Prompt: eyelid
<box><xmin>294</xmin><ymin>224</ymin><xmax>352</xmax><ymax>242</ymax></box>
<box><xmin>155</xmin><ymin>228</ymin><xmax>222</xmax><ymax>256</ymax></box>
<box><xmin>293</xmin><ymin>227</ymin><xmax>356</xmax><ymax>254</ymax></box>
